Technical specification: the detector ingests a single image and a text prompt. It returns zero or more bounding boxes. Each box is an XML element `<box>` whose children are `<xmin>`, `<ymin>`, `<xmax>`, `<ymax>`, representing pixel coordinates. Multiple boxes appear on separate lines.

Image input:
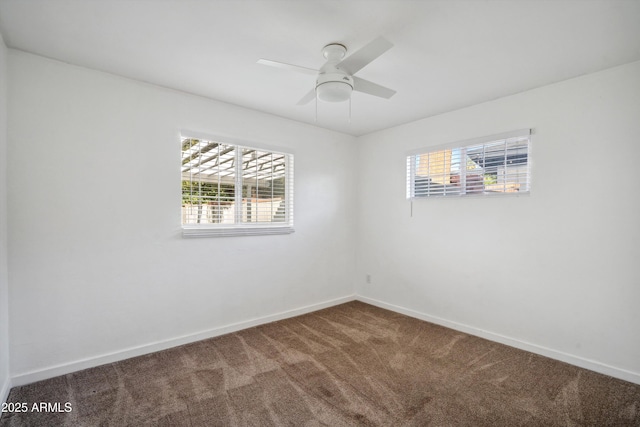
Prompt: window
<box><xmin>407</xmin><ymin>129</ymin><xmax>531</xmax><ymax>198</ymax></box>
<box><xmin>181</xmin><ymin>135</ymin><xmax>294</xmax><ymax>237</ymax></box>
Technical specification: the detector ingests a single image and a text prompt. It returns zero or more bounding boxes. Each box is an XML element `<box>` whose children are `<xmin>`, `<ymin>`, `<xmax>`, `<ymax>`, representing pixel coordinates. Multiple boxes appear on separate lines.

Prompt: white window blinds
<box><xmin>407</xmin><ymin>130</ymin><xmax>531</xmax><ymax>198</ymax></box>
<box><xmin>181</xmin><ymin>136</ymin><xmax>294</xmax><ymax>237</ymax></box>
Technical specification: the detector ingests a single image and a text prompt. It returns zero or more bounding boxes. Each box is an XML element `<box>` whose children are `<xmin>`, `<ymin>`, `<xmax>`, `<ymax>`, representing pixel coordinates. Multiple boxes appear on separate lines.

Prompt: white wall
<box><xmin>0</xmin><ymin>34</ymin><xmax>11</xmax><ymax>402</ymax></box>
<box><xmin>356</xmin><ymin>61</ymin><xmax>640</xmax><ymax>384</ymax></box>
<box><xmin>7</xmin><ymin>51</ymin><xmax>357</xmax><ymax>382</ymax></box>
<box><xmin>5</xmin><ymin>47</ymin><xmax>640</xmax><ymax>389</ymax></box>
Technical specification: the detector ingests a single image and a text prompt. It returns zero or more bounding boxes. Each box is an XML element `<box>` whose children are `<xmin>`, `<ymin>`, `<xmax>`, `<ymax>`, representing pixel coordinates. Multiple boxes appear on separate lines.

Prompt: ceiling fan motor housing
<box><xmin>316</xmin><ymin>72</ymin><xmax>354</xmax><ymax>102</ymax></box>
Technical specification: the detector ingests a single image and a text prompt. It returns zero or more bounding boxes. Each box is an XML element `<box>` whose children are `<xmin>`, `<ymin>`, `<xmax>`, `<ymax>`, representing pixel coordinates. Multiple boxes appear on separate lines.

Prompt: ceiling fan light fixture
<box><xmin>316</xmin><ymin>81</ymin><xmax>353</xmax><ymax>102</ymax></box>
<box><xmin>257</xmin><ymin>36</ymin><xmax>395</xmax><ymax>107</ymax></box>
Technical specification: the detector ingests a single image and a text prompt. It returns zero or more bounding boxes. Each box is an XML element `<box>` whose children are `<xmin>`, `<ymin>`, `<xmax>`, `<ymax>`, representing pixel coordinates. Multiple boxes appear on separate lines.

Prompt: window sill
<box><xmin>182</xmin><ymin>225</ymin><xmax>295</xmax><ymax>238</ymax></box>
<box><xmin>408</xmin><ymin>190</ymin><xmax>530</xmax><ymax>200</ymax></box>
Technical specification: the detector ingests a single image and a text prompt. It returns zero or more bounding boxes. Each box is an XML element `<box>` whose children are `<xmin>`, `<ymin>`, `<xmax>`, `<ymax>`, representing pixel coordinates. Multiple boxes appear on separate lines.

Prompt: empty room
<box><xmin>1</xmin><ymin>0</ymin><xmax>639</xmax><ymax>425</ymax></box>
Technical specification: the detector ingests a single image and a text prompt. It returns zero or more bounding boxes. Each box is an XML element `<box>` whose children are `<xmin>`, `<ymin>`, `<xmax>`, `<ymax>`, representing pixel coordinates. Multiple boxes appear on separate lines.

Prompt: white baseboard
<box><xmin>1</xmin><ymin>377</ymin><xmax>11</xmax><ymax>405</ymax></box>
<box><xmin>356</xmin><ymin>295</ymin><xmax>640</xmax><ymax>386</ymax></box>
<box><xmin>11</xmin><ymin>294</ymin><xmax>356</xmax><ymax>387</ymax></box>
<box><xmin>11</xmin><ymin>293</ymin><xmax>639</xmax><ymax>388</ymax></box>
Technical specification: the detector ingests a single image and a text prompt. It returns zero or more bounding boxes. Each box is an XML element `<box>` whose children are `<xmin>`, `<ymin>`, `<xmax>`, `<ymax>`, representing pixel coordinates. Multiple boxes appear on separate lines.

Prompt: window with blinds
<box><xmin>181</xmin><ymin>135</ymin><xmax>294</xmax><ymax>237</ymax></box>
<box><xmin>407</xmin><ymin>130</ymin><xmax>531</xmax><ymax>199</ymax></box>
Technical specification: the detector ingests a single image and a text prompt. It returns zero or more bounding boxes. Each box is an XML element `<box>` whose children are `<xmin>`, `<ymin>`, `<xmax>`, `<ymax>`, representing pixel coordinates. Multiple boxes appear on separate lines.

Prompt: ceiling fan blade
<box><xmin>257</xmin><ymin>59</ymin><xmax>318</xmax><ymax>76</ymax></box>
<box><xmin>337</xmin><ymin>37</ymin><xmax>393</xmax><ymax>75</ymax></box>
<box><xmin>296</xmin><ymin>88</ymin><xmax>316</xmax><ymax>105</ymax></box>
<box><xmin>353</xmin><ymin>76</ymin><xmax>396</xmax><ymax>99</ymax></box>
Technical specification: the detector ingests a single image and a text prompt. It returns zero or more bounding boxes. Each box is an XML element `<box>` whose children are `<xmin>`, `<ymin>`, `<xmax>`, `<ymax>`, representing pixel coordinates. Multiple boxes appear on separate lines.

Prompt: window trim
<box><xmin>406</xmin><ymin>129</ymin><xmax>532</xmax><ymax>199</ymax></box>
<box><xmin>182</xmin><ymin>223</ymin><xmax>295</xmax><ymax>238</ymax></box>
<box><xmin>180</xmin><ymin>131</ymin><xmax>294</xmax><ymax>238</ymax></box>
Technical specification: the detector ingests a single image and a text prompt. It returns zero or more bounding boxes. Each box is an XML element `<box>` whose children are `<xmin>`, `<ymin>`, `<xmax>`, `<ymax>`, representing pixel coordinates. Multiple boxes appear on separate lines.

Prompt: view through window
<box><xmin>407</xmin><ymin>132</ymin><xmax>531</xmax><ymax>198</ymax></box>
<box><xmin>181</xmin><ymin>136</ymin><xmax>293</xmax><ymax>236</ymax></box>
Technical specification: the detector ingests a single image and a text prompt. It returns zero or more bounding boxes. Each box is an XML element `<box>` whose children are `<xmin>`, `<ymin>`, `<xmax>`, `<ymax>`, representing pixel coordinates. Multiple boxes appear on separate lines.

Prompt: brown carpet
<box><xmin>1</xmin><ymin>301</ymin><xmax>639</xmax><ymax>426</ymax></box>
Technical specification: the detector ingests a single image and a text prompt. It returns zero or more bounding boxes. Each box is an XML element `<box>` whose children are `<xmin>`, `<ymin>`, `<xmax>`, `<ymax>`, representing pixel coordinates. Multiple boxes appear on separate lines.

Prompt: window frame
<box><xmin>406</xmin><ymin>129</ymin><xmax>532</xmax><ymax>200</ymax></box>
<box><xmin>180</xmin><ymin>132</ymin><xmax>294</xmax><ymax>238</ymax></box>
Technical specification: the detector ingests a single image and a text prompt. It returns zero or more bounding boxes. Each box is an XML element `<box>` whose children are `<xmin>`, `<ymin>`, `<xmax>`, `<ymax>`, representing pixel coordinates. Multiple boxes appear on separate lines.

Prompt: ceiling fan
<box><xmin>257</xmin><ymin>37</ymin><xmax>396</xmax><ymax>105</ymax></box>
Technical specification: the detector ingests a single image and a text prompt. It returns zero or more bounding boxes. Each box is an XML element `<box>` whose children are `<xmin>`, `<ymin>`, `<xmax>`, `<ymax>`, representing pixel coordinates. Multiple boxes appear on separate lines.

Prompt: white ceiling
<box><xmin>1</xmin><ymin>0</ymin><xmax>639</xmax><ymax>136</ymax></box>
